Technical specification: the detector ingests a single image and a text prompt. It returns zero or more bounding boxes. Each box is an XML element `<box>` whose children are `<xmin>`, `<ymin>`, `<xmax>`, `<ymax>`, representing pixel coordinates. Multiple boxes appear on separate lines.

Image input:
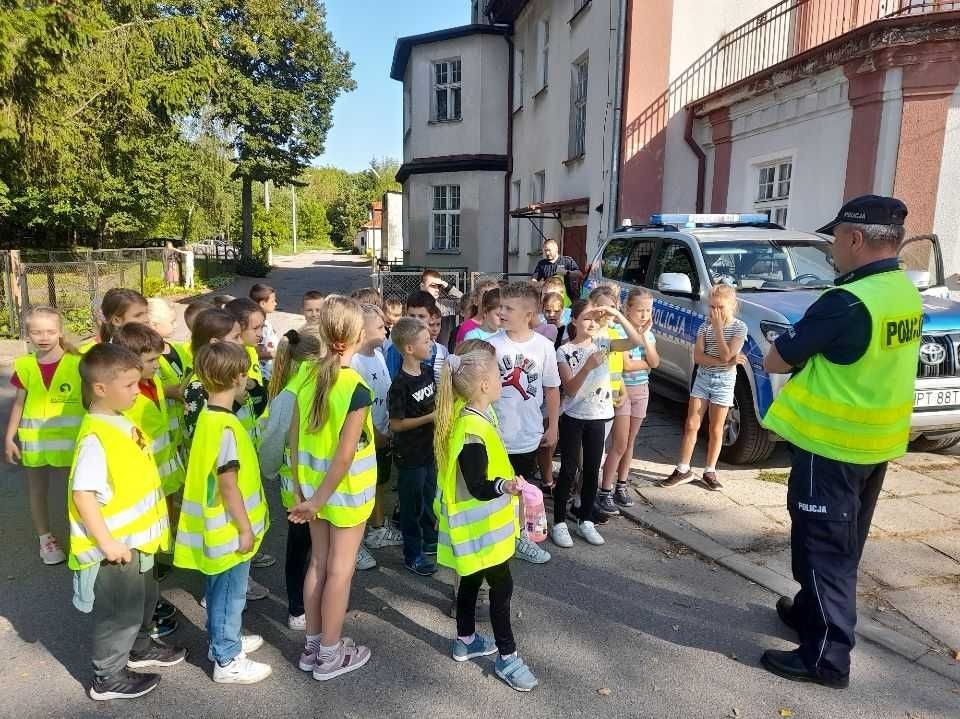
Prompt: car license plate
<box><xmin>914</xmin><ymin>387</ymin><xmax>960</xmax><ymax>409</ymax></box>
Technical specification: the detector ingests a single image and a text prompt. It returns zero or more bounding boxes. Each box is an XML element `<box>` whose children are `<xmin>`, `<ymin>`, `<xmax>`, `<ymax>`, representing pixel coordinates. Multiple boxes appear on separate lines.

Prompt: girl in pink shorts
<box><xmin>599</xmin><ymin>289</ymin><xmax>659</xmax><ymax>508</ymax></box>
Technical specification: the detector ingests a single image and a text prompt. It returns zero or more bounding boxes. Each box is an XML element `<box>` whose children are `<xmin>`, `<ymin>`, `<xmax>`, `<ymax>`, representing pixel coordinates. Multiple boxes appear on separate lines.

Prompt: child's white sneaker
<box><xmin>212</xmin><ymin>653</ymin><xmax>272</xmax><ymax>684</ymax></box>
<box><xmin>550</xmin><ymin>522</ymin><xmax>573</xmax><ymax>548</ymax></box>
<box><xmin>39</xmin><ymin>535</ymin><xmax>66</xmax><ymax>565</ymax></box>
<box><xmin>208</xmin><ymin>634</ymin><xmax>263</xmax><ymax>662</ymax></box>
<box><xmin>575</xmin><ymin>520</ymin><xmax>605</xmax><ymax>546</ymax></box>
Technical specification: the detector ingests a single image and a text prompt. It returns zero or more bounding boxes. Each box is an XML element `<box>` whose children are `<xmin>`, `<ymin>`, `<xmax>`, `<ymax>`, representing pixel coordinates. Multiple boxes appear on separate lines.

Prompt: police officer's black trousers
<box><xmin>785</xmin><ymin>446</ymin><xmax>886</xmax><ymax>677</ymax></box>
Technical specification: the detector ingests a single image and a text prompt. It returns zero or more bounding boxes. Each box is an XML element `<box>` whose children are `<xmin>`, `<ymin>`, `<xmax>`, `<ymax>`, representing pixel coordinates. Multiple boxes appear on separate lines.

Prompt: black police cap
<box><xmin>816</xmin><ymin>194</ymin><xmax>908</xmax><ymax>235</ymax></box>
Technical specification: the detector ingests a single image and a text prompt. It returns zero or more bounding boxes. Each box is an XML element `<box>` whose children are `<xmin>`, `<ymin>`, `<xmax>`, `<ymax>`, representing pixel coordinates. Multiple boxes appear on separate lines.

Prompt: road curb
<box><xmin>618</xmin><ymin>504</ymin><xmax>960</xmax><ymax>684</ymax></box>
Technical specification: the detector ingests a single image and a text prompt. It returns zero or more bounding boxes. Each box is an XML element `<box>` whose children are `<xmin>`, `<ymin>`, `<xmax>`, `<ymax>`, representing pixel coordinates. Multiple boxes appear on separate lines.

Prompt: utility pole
<box><xmin>264</xmin><ymin>180</ymin><xmax>271</xmax><ymax>211</ymax></box>
<box><xmin>291</xmin><ymin>185</ymin><xmax>298</xmax><ymax>255</ymax></box>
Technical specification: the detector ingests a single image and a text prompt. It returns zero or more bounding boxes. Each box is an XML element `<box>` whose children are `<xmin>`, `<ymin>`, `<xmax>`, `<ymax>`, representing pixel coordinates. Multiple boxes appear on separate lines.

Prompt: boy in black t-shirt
<box><xmin>387</xmin><ymin>317</ymin><xmax>439</xmax><ymax>577</ymax></box>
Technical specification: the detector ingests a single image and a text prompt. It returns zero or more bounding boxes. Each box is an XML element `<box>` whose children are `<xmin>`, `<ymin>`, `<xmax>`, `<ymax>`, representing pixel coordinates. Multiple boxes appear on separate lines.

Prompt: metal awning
<box><xmin>509</xmin><ymin>198</ymin><xmax>590</xmax><ymax>244</ymax></box>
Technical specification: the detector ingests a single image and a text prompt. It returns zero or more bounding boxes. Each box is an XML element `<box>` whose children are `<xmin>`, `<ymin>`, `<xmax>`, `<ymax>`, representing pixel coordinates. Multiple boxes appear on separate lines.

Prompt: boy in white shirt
<box><xmin>250</xmin><ymin>284</ymin><xmax>279</xmax><ymax>381</ymax></box>
<box><xmin>488</xmin><ymin>283</ymin><xmax>561</xmax><ymax>564</ymax></box>
<box><xmin>351</xmin><ymin>304</ymin><xmax>404</xmax><ymax>561</ymax></box>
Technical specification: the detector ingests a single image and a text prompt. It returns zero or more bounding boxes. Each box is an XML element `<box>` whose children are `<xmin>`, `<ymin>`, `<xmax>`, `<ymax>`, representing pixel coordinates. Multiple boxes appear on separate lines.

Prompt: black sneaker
<box><xmin>404</xmin><ymin>556</ymin><xmax>437</xmax><ymax>577</ymax></box>
<box><xmin>90</xmin><ymin>669</ymin><xmax>160</xmax><ymax>701</ymax></box>
<box><xmin>147</xmin><ymin>615</ymin><xmax>178</xmax><ymax>640</ymax></box>
<box><xmin>660</xmin><ymin>468</ymin><xmax>694</xmax><ymax>488</ymax></box>
<box><xmin>613</xmin><ymin>484</ymin><xmax>635</xmax><ymax>507</ymax></box>
<box><xmin>595</xmin><ymin>492</ymin><xmax>620</xmax><ymax>517</ymax></box>
<box><xmin>700</xmin><ymin>471</ymin><xmax>723</xmax><ymax>491</ymax></box>
<box><xmin>127</xmin><ymin>640</ymin><xmax>187</xmax><ymax>669</ymax></box>
<box><xmin>154</xmin><ymin>598</ymin><xmax>176</xmax><ymax>621</ymax></box>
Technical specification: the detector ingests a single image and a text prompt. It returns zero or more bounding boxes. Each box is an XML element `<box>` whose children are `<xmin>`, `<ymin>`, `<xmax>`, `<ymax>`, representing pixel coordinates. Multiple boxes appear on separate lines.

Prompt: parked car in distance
<box><xmin>140</xmin><ymin>237</ymin><xmax>186</xmax><ymax>249</ymax></box>
<box><xmin>192</xmin><ymin>238</ymin><xmax>237</xmax><ymax>259</ymax></box>
<box><xmin>584</xmin><ymin>213</ymin><xmax>960</xmax><ymax>463</ymax></box>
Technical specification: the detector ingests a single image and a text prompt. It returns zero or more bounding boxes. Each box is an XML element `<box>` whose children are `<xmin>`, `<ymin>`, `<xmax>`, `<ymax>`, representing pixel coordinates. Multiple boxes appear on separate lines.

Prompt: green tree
<box><xmin>200</xmin><ymin>0</ymin><xmax>355</xmax><ymax>259</ymax></box>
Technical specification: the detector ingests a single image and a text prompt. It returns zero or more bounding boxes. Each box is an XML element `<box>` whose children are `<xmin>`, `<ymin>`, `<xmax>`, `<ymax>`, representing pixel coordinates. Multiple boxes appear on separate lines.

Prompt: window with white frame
<box><xmin>510</xmin><ymin>179</ymin><xmax>521</xmax><ymax>254</ymax></box>
<box><xmin>537</xmin><ymin>19</ymin><xmax>550</xmax><ymax>91</ymax></box>
<box><xmin>432</xmin><ymin>185</ymin><xmax>461</xmax><ymax>250</ymax></box>
<box><xmin>754</xmin><ymin>159</ymin><xmax>792</xmax><ymax>226</ymax></box>
<box><xmin>433</xmin><ymin>59</ymin><xmax>462</xmax><ymax>122</ymax></box>
<box><xmin>569</xmin><ymin>57</ymin><xmax>588</xmax><ymax>158</ymax></box>
<box><xmin>513</xmin><ymin>48</ymin><xmax>524</xmax><ymax>111</ymax></box>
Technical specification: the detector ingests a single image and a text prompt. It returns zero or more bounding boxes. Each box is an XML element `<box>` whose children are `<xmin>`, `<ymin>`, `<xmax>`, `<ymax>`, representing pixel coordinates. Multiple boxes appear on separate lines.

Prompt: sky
<box><xmin>314</xmin><ymin>0</ymin><xmax>471</xmax><ymax>172</ymax></box>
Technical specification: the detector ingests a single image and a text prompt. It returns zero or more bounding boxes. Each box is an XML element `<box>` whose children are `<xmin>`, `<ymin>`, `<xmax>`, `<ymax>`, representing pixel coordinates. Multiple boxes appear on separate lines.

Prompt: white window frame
<box><xmin>431</xmin><ymin>184</ymin><xmax>461</xmax><ymax>251</ymax></box>
<box><xmin>510</xmin><ymin>179</ymin><xmax>521</xmax><ymax>254</ymax></box>
<box><xmin>432</xmin><ymin>58</ymin><xmax>462</xmax><ymax>122</ymax></box>
<box><xmin>513</xmin><ymin>47</ymin><xmax>524</xmax><ymax>111</ymax></box>
<box><xmin>537</xmin><ymin>18</ymin><xmax>550</xmax><ymax>92</ymax></box>
<box><xmin>751</xmin><ymin>154</ymin><xmax>793</xmax><ymax>227</ymax></box>
<box><xmin>569</xmin><ymin>56</ymin><xmax>588</xmax><ymax>159</ymax></box>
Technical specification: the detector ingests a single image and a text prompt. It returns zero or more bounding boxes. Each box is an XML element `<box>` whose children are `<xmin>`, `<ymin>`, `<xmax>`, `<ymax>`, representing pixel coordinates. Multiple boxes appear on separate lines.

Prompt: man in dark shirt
<box><xmin>387</xmin><ymin>317</ymin><xmax>439</xmax><ymax>576</ymax></box>
<box><xmin>531</xmin><ymin>238</ymin><xmax>579</xmax><ymax>283</ymax></box>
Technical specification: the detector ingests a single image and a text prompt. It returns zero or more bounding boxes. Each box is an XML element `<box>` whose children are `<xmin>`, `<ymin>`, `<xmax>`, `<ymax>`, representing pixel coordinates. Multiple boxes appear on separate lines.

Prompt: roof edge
<box><xmin>390</xmin><ymin>24</ymin><xmax>511</xmax><ymax>81</ymax></box>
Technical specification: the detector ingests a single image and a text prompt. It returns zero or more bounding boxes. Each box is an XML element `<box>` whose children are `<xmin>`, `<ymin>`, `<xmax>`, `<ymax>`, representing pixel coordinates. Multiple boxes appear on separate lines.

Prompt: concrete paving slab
<box><xmin>924</xmin><ymin>532</ymin><xmax>960</xmax><ymax>563</ymax></box>
<box><xmin>869</xmin><ymin>497</ymin><xmax>958</xmax><ymax>536</ymax></box>
<box><xmin>912</xmin><ymin>492</ymin><xmax>960</xmax><ymax>520</ymax></box>
<box><xmin>740</xmin><ymin>547</ymin><xmax>793</xmax><ymax>581</ymax></box>
<box><xmin>886</xmin><ymin>584</ymin><xmax>960</xmax><ymax>651</ymax></box>
<box><xmin>634</xmin><ymin>482</ymin><xmax>741</xmax><ymax>516</ymax></box>
<box><xmin>718</xmin><ymin>477</ymin><xmax>787</xmax><ymax>508</ymax></box>
<box><xmin>683</xmin><ymin>506</ymin><xmax>789</xmax><ymax>552</ymax></box>
<box><xmin>882</xmin><ymin>464</ymin><xmax>960</xmax><ymax>498</ymax></box>
<box><xmin>860</xmin><ymin>538</ymin><xmax>960</xmax><ymax>589</ymax></box>
<box><xmin>757</xmin><ymin>505</ymin><xmax>791</xmax><ymax>528</ymax></box>
<box><xmin>895</xmin><ymin>453</ymin><xmax>960</xmax><ymax>472</ymax></box>
<box><xmin>926</xmin><ymin>469</ymin><xmax>960</xmax><ymax>488</ymax></box>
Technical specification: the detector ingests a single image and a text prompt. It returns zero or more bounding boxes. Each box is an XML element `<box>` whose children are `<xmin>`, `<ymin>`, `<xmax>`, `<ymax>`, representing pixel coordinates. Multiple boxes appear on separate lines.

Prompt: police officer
<box><xmin>760</xmin><ymin>195</ymin><xmax>922</xmax><ymax>688</ymax></box>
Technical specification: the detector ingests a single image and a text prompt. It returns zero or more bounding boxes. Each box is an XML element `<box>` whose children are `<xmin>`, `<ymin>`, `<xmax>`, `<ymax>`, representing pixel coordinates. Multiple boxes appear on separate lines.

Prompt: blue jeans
<box><xmin>205</xmin><ymin>559</ymin><xmax>251</xmax><ymax>664</ymax></box>
<box><xmin>397</xmin><ymin>463</ymin><xmax>438</xmax><ymax>564</ymax></box>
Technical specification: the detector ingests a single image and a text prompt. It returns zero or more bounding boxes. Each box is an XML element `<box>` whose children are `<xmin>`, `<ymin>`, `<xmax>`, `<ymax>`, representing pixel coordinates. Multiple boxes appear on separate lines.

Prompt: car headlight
<box><xmin>760</xmin><ymin>321</ymin><xmax>792</xmax><ymax>343</ymax></box>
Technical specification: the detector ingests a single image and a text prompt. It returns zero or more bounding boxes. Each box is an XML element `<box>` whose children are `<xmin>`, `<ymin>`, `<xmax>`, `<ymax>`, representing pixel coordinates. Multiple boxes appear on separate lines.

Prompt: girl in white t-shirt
<box><xmin>552</xmin><ymin>300</ymin><xmax>643</xmax><ymax>549</ymax></box>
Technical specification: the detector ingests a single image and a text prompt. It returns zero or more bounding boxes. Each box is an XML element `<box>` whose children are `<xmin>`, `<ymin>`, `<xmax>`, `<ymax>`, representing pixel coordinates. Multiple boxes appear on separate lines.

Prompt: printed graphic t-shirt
<box><xmin>488</xmin><ymin>330</ymin><xmax>561</xmax><ymax>454</ymax></box>
<box><xmin>557</xmin><ymin>337</ymin><xmax>614</xmax><ymax>421</ymax></box>
<box><xmin>350</xmin><ymin>349</ymin><xmax>391</xmax><ymax>436</ymax></box>
<box><xmin>387</xmin><ymin>368</ymin><xmax>435</xmax><ymax>467</ymax></box>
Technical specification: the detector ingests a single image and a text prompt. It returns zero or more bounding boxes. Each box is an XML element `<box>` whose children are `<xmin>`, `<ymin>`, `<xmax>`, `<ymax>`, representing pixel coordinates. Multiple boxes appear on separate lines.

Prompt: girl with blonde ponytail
<box><xmin>434</xmin><ymin>339</ymin><xmax>539</xmax><ymax>693</ymax></box>
<box><xmin>287</xmin><ymin>296</ymin><xmax>376</xmax><ymax>681</ymax></box>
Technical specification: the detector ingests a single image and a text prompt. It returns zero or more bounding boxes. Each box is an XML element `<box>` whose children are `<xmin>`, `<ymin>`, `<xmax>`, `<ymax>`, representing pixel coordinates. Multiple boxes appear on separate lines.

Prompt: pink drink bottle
<box><xmin>520</xmin><ymin>481</ymin><xmax>548</xmax><ymax>542</ymax></box>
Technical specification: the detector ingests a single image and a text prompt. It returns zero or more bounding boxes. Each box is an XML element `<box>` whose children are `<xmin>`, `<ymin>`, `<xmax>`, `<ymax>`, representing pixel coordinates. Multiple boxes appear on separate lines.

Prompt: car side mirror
<box><xmin>657</xmin><ymin>272</ymin><xmax>694</xmax><ymax>296</ymax></box>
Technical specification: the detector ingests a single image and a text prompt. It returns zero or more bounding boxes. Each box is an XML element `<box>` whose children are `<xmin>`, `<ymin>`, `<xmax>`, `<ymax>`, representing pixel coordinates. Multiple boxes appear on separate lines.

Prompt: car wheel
<box><xmin>909</xmin><ymin>432</ymin><xmax>960</xmax><ymax>453</ymax></box>
<box><xmin>719</xmin><ymin>370</ymin><xmax>776</xmax><ymax>465</ymax></box>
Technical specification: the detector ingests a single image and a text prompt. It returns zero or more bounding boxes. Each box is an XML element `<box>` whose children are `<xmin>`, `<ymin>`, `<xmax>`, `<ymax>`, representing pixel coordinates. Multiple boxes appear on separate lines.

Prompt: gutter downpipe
<box><xmin>606</xmin><ymin>0</ymin><xmax>629</xmax><ymax>236</ymax></box>
<box><xmin>684</xmin><ymin>106</ymin><xmax>706</xmax><ymax>214</ymax></box>
<box><xmin>503</xmin><ymin>31</ymin><xmax>515</xmax><ymax>275</ymax></box>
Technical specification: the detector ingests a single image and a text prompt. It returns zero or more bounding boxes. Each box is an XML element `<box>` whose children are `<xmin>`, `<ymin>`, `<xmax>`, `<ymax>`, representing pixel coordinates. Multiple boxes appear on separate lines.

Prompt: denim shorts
<box><xmin>691</xmin><ymin>368</ymin><xmax>736</xmax><ymax>407</ymax></box>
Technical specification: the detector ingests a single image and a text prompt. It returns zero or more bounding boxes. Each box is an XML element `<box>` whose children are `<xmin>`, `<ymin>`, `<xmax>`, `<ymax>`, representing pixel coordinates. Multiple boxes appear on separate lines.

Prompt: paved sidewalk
<box><xmin>618</xmin><ymin>395</ymin><xmax>960</xmax><ymax>679</ymax></box>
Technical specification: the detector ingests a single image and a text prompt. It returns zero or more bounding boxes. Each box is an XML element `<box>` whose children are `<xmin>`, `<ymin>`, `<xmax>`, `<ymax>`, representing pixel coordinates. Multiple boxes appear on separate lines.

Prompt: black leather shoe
<box><xmin>760</xmin><ymin>649</ymin><xmax>849</xmax><ymax>689</ymax></box>
<box><xmin>776</xmin><ymin>596</ymin><xmax>800</xmax><ymax>633</ymax></box>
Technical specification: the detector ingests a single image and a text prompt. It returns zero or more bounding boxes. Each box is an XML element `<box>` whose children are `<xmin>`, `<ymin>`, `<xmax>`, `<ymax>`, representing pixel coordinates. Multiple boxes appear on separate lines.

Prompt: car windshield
<box><xmin>700</xmin><ymin>239</ymin><xmax>836</xmax><ymax>290</ymax></box>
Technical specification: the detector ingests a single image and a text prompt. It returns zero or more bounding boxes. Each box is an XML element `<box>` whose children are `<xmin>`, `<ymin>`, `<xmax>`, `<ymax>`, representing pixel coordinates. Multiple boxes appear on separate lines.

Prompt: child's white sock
<box><xmin>305</xmin><ymin>633</ymin><xmax>322</xmax><ymax>653</ymax></box>
<box><xmin>704</xmin><ymin>466</ymin><xmax>716</xmax><ymax>474</ymax></box>
<box><xmin>677</xmin><ymin>463</ymin><xmax>690</xmax><ymax>473</ymax></box>
<box><xmin>500</xmin><ymin>651</ymin><xmax>517</xmax><ymax>661</ymax></box>
<box><xmin>458</xmin><ymin>634</ymin><xmax>476</xmax><ymax>645</ymax></box>
<box><xmin>317</xmin><ymin>641</ymin><xmax>339</xmax><ymax>660</ymax></box>
<box><xmin>38</xmin><ymin>532</ymin><xmax>53</xmax><ymax>543</ymax></box>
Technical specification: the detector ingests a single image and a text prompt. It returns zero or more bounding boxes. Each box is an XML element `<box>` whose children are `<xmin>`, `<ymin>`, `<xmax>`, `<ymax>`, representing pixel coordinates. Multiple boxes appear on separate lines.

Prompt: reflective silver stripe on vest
<box><xmin>152</xmin><ymin>432</ymin><xmax>171</xmax><ymax>453</ymax></box>
<box><xmin>70</xmin><ymin>491</ymin><xmax>164</xmax><ymax>537</ymax></box>
<box><xmin>437</xmin><ymin>516</ymin><xmax>516</xmax><ymax>558</ymax></box>
<box><xmin>22</xmin><ymin>439</ymin><xmax>75</xmax><ymax>452</ymax></box>
<box><xmin>73</xmin><ymin>516</ymin><xmax>170</xmax><ymax>565</ymax></box>
<box><xmin>157</xmin><ymin>457</ymin><xmax>181</xmax><ymax>478</ymax></box>
<box><xmin>446</xmin><ymin>493</ymin><xmax>512</xmax><ymax>529</ymax></box>
<box><xmin>609</xmin><ymin>372</ymin><xmax>623</xmax><ymax>382</ymax></box>
<box><xmin>280</xmin><ymin>474</ymin><xmax>295</xmax><ymax>495</ymax></box>
<box><xmin>20</xmin><ymin>416</ymin><xmax>82</xmax><ymax>429</ymax></box>
<box><xmin>175</xmin><ymin>516</ymin><xmax>267</xmax><ymax>559</ymax></box>
<box><xmin>180</xmin><ymin>491</ymin><xmax>263</xmax><ymax>529</ymax></box>
<box><xmin>298</xmin><ymin>451</ymin><xmax>377</xmax><ymax>479</ymax></box>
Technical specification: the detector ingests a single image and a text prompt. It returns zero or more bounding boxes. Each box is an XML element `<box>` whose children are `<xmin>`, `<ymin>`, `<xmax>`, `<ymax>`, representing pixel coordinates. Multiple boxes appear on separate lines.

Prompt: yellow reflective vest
<box><xmin>174</xmin><ymin>408</ymin><xmax>269</xmax><ymax>575</ymax></box>
<box><xmin>157</xmin><ymin>340</ymin><xmax>191</xmax><ymax>453</ymax></box>
<box><xmin>14</xmin><ymin>352</ymin><xmax>84</xmax><ymax>467</ymax></box>
<box><xmin>607</xmin><ymin>325</ymin><xmax>624</xmax><ymax>395</ymax></box>
<box><xmin>124</xmin><ymin>377</ymin><xmax>185</xmax><ymax>496</ymax></box>
<box><xmin>275</xmin><ymin>361</ymin><xmax>318</xmax><ymax>509</ymax></box>
<box><xmin>763</xmin><ymin>269</ymin><xmax>922</xmax><ymax>464</ymax></box>
<box><xmin>236</xmin><ymin>345</ymin><xmax>264</xmax><ymax>442</ymax></box>
<box><xmin>67</xmin><ymin>414</ymin><xmax>170</xmax><ymax>569</ymax></box>
<box><xmin>436</xmin><ymin>409</ymin><xmax>519</xmax><ymax>576</ymax></box>
<box><xmin>295</xmin><ymin>367</ymin><xmax>376</xmax><ymax>527</ymax></box>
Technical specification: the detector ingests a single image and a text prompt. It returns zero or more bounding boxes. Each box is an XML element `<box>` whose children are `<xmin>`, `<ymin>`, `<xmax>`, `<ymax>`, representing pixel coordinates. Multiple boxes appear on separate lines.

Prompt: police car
<box><xmin>584</xmin><ymin>213</ymin><xmax>960</xmax><ymax>463</ymax></box>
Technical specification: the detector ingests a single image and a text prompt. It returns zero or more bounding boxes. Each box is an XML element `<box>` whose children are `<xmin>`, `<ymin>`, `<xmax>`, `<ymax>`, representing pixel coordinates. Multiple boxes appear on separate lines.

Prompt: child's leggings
<box><xmin>555</xmin><ymin>414</ymin><xmax>606</xmax><ymax>524</ymax></box>
<box><xmin>456</xmin><ymin>560</ymin><xmax>515</xmax><ymax>656</ymax></box>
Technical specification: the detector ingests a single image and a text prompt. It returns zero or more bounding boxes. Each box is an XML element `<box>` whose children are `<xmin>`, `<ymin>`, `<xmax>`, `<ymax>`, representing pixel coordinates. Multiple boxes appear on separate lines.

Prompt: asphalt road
<box><xmin>0</xmin><ymin>253</ymin><xmax>956</xmax><ymax>718</ymax></box>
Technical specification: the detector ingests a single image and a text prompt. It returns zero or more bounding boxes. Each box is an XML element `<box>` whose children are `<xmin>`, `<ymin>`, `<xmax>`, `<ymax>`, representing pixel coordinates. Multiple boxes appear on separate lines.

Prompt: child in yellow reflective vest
<box><xmin>68</xmin><ymin>343</ymin><xmax>183</xmax><ymax>701</ymax></box>
<box><xmin>224</xmin><ymin>298</ymin><xmax>268</xmax><ymax>442</ymax></box>
<box><xmin>434</xmin><ymin>339</ymin><xmax>538</xmax><ymax>692</ymax></box>
<box><xmin>5</xmin><ymin>306</ymin><xmax>83</xmax><ymax>566</ymax></box>
<box><xmin>147</xmin><ymin>297</ymin><xmax>191</xmax><ymax>452</ymax></box>
<box><xmin>173</xmin><ymin>342</ymin><xmax>272</xmax><ymax>685</ymax></box>
<box><xmin>287</xmin><ymin>296</ymin><xmax>375</xmax><ymax>682</ymax></box>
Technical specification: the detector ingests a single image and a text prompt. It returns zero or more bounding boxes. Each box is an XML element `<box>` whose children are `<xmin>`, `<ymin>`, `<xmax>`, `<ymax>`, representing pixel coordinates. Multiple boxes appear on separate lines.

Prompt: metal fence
<box><xmin>373</xmin><ymin>269</ymin><xmax>469</xmax><ymax>316</ymax></box>
<box><xmin>2</xmin><ymin>248</ymin><xmax>182</xmax><ymax>339</ymax></box>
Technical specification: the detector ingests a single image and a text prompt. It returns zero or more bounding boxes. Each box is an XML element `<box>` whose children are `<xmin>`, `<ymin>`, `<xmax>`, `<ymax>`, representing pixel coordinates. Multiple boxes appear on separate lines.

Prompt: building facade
<box><xmin>617</xmin><ymin>0</ymin><xmax>960</xmax><ymax>281</ymax></box>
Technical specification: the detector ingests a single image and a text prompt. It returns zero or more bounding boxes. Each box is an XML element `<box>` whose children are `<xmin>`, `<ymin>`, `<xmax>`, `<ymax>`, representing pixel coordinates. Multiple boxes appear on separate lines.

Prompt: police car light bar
<box><xmin>650</xmin><ymin>213</ymin><xmax>770</xmax><ymax>227</ymax></box>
